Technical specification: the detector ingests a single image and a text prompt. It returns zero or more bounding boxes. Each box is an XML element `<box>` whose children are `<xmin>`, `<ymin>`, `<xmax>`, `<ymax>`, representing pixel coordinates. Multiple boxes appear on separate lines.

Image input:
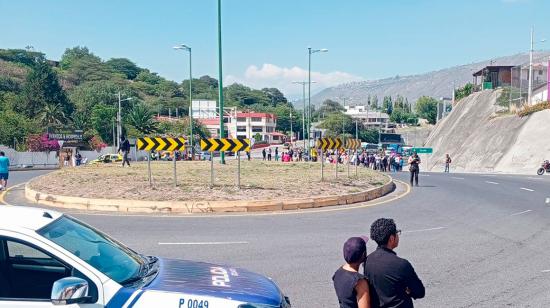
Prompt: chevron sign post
<box><xmin>200</xmin><ymin>138</ymin><xmax>251</xmax><ymax>188</ymax></box>
<box><xmin>315</xmin><ymin>137</ymin><xmax>344</xmax><ymax>181</ymax></box>
<box><xmin>345</xmin><ymin>139</ymin><xmax>361</xmax><ymax>150</ymax></box>
<box><xmin>137</xmin><ymin>137</ymin><xmax>186</xmax><ymax>151</ymax></box>
<box><xmin>200</xmin><ymin>138</ymin><xmax>250</xmax><ymax>153</ymax></box>
<box><xmin>137</xmin><ymin>136</ymin><xmax>187</xmax><ymax>187</ymax></box>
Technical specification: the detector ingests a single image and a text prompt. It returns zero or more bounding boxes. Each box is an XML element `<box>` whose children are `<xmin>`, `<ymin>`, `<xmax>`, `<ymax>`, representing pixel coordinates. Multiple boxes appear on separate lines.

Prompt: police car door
<box><xmin>0</xmin><ymin>234</ymin><xmax>104</xmax><ymax>307</ymax></box>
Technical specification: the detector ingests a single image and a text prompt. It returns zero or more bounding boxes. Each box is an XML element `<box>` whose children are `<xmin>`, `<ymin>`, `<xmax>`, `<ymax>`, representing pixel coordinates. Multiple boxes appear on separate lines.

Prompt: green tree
<box><xmin>125</xmin><ymin>104</ymin><xmax>158</xmax><ymax>135</ymax></box>
<box><xmin>37</xmin><ymin>103</ymin><xmax>66</xmax><ymax>127</ymax></box>
<box><xmin>91</xmin><ymin>104</ymin><xmax>117</xmax><ymax>144</ymax></box>
<box><xmin>383</xmin><ymin>96</ymin><xmax>393</xmax><ymax>115</ymax></box>
<box><xmin>319</xmin><ymin>112</ymin><xmax>354</xmax><ymax>136</ymax></box>
<box><xmin>69</xmin><ymin>80</ymin><xmax>138</xmax><ymax>115</ymax></box>
<box><xmin>105</xmin><ymin>58</ymin><xmax>141</xmax><ymax>80</ymax></box>
<box><xmin>359</xmin><ymin>128</ymin><xmax>379</xmax><ymax>144</ymax></box>
<box><xmin>0</xmin><ymin>109</ymin><xmax>39</xmax><ymax>148</ymax></box>
<box><xmin>262</xmin><ymin>87</ymin><xmax>287</xmax><ymax>106</ymax></box>
<box><xmin>59</xmin><ymin>46</ymin><xmax>99</xmax><ymax>69</ymax></box>
<box><xmin>315</xmin><ymin>99</ymin><xmax>345</xmax><ymax>119</ymax></box>
<box><xmin>415</xmin><ymin>96</ymin><xmax>438</xmax><ymax>124</ymax></box>
<box><xmin>0</xmin><ymin>49</ymin><xmax>45</xmax><ymax>67</ymax></box>
<box><xmin>21</xmin><ymin>61</ymin><xmax>72</xmax><ymax>118</ymax></box>
<box><xmin>455</xmin><ymin>83</ymin><xmax>474</xmax><ymax>101</ymax></box>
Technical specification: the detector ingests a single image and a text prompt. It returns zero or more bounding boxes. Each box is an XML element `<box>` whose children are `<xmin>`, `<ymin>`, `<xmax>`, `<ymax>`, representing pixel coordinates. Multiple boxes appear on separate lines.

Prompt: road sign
<box><xmin>345</xmin><ymin>139</ymin><xmax>361</xmax><ymax>150</ymax></box>
<box><xmin>200</xmin><ymin>138</ymin><xmax>250</xmax><ymax>152</ymax></box>
<box><xmin>412</xmin><ymin>147</ymin><xmax>433</xmax><ymax>154</ymax></box>
<box><xmin>137</xmin><ymin>137</ymin><xmax>186</xmax><ymax>151</ymax></box>
<box><xmin>316</xmin><ymin>138</ymin><xmax>343</xmax><ymax>150</ymax></box>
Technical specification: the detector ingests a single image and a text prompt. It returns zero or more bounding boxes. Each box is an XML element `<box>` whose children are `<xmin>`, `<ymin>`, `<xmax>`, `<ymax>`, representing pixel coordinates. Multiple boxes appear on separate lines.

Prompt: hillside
<box><xmin>423</xmin><ymin>89</ymin><xmax>550</xmax><ymax>174</ymax></box>
<box><xmin>310</xmin><ymin>51</ymin><xmax>550</xmax><ymax>107</ymax></box>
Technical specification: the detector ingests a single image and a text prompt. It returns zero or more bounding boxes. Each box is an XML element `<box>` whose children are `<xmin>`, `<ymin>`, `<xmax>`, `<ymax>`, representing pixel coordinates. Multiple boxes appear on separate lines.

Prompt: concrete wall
<box><xmin>0</xmin><ymin>146</ymin><xmax>145</xmax><ymax>167</ymax></box>
<box><xmin>424</xmin><ymin>90</ymin><xmax>529</xmax><ymax>173</ymax></box>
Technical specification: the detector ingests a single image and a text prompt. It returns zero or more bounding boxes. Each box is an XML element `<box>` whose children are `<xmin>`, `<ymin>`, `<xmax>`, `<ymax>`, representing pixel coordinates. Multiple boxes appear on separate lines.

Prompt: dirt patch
<box><xmin>30</xmin><ymin>160</ymin><xmax>388</xmax><ymax>202</ymax></box>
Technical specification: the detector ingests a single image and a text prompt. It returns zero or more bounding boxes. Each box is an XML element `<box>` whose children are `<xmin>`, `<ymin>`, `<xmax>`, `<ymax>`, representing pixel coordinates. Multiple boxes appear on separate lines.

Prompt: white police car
<box><xmin>0</xmin><ymin>206</ymin><xmax>291</xmax><ymax>307</ymax></box>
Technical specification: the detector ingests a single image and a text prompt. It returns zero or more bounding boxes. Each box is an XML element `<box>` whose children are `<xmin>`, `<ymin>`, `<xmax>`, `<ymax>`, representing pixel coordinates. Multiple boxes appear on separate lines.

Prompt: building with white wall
<box><xmin>344</xmin><ymin>106</ymin><xmax>390</xmax><ymax>129</ymax></box>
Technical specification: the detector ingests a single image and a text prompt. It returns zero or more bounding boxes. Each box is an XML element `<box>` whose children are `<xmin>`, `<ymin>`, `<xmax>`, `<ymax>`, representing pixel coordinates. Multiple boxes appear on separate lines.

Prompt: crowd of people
<box><xmin>261</xmin><ymin>146</ymin><xmax>305</xmax><ymax>162</ymax></box>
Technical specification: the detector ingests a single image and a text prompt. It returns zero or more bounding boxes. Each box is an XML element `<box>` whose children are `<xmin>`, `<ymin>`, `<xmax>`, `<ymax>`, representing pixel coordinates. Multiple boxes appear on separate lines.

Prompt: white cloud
<box><xmin>225</xmin><ymin>63</ymin><xmax>363</xmax><ymax>100</ymax></box>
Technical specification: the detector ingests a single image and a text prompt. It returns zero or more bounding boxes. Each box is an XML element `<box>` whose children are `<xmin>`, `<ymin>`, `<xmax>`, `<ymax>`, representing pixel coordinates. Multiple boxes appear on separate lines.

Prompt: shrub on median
<box><xmin>517</xmin><ymin>101</ymin><xmax>550</xmax><ymax>117</ymax></box>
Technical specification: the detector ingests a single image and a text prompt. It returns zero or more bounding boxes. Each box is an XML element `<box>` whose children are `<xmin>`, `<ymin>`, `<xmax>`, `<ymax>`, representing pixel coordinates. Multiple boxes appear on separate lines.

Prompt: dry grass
<box><xmin>30</xmin><ymin>160</ymin><xmax>388</xmax><ymax>202</ymax></box>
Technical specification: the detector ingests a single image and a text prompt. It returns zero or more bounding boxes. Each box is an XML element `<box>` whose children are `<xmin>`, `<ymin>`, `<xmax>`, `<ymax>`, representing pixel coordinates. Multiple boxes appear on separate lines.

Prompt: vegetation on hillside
<box><xmin>0</xmin><ymin>47</ymin><xmax>303</xmax><ymax>150</ymax></box>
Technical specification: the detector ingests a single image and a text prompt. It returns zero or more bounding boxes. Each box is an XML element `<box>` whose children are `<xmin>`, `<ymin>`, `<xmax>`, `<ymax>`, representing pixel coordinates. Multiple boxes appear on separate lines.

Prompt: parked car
<box><xmin>89</xmin><ymin>153</ymin><xmax>123</xmax><ymax>164</ymax></box>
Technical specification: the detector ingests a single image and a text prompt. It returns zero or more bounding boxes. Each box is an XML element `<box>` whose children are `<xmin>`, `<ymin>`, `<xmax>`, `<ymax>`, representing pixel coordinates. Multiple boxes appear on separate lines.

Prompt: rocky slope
<box><xmin>423</xmin><ymin>90</ymin><xmax>550</xmax><ymax>174</ymax></box>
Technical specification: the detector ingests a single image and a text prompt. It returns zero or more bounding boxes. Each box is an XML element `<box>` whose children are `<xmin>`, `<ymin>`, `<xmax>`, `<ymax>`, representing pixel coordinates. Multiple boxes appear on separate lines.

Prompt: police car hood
<box><xmin>144</xmin><ymin>258</ymin><xmax>284</xmax><ymax>306</ymax></box>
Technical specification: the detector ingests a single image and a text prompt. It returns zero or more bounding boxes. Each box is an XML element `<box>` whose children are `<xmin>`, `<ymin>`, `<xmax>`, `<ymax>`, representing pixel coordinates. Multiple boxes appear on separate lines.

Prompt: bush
<box><xmin>517</xmin><ymin>101</ymin><xmax>550</xmax><ymax>117</ymax></box>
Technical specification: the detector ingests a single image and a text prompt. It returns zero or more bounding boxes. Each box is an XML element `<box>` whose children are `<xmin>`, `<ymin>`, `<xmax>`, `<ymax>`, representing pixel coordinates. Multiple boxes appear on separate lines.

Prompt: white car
<box><xmin>0</xmin><ymin>206</ymin><xmax>291</xmax><ymax>307</ymax></box>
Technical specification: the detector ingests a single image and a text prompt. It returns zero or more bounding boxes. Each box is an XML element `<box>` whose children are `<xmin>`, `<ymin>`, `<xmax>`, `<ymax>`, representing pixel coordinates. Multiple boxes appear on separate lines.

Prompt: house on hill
<box><xmin>472</xmin><ymin>65</ymin><xmax>514</xmax><ymax>90</ymax></box>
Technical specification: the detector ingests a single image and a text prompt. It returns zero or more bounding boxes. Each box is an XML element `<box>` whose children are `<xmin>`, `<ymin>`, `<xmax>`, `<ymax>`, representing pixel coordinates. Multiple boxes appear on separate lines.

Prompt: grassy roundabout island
<box><xmin>30</xmin><ymin>160</ymin><xmax>389</xmax><ymax>202</ymax></box>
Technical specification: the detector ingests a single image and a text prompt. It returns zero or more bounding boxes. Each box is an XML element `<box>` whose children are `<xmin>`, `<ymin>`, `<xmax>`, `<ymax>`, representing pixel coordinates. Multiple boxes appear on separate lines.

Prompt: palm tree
<box><xmin>71</xmin><ymin>112</ymin><xmax>90</xmax><ymax>131</ymax></box>
<box><xmin>126</xmin><ymin>104</ymin><xmax>158</xmax><ymax>134</ymax></box>
<box><xmin>38</xmin><ymin>103</ymin><xmax>66</xmax><ymax>127</ymax></box>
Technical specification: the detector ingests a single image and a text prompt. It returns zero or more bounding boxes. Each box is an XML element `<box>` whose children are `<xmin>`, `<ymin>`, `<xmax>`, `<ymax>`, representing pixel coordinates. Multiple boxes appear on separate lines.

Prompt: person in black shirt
<box><xmin>333</xmin><ymin>237</ymin><xmax>371</xmax><ymax>308</ymax></box>
<box><xmin>365</xmin><ymin>218</ymin><xmax>424</xmax><ymax>308</ymax></box>
<box><xmin>407</xmin><ymin>153</ymin><xmax>421</xmax><ymax>186</ymax></box>
<box><xmin>118</xmin><ymin>136</ymin><xmax>131</xmax><ymax>167</ymax></box>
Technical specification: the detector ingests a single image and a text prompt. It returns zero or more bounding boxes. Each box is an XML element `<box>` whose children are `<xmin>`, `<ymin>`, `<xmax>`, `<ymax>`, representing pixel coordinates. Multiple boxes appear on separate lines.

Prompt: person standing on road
<box><xmin>408</xmin><ymin>152</ymin><xmax>421</xmax><ymax>187</ymax></box>
<box><xmin>262</xmin><ymin>148</ymin><xmax>266</xmax><ymax>161</ymax></box>
<box><xmin>119</xmin><ymin>136</ymin><xmax>131</xmax><ymax>167</ymax></box>
<box><xmin>365</xmin><ymin>218</ymin><xmax>425</xmax><ymax>308</ymax></box>
<box><xmin>444</xmin><ymin>154</ymin><xmax>452</xmax><ymax>173</ymax></box>
<box><xmin>333</xmin><ymin>237</ymin><xmax>371</xmax><ymax>308</ymax></box>
<box><xmin>0</xmin><ymin>151</ymin><xmax>10</xmax><ymax>191</ymax></box>
<box><xmin>275</xmin><ymin>147</ymin><xmax>279</xmax><ymax>161</ymax></box>
<box><xmin>267</xmin><ymin>148</ymin><xmax>272</xmax><ymax>161</ymax></box>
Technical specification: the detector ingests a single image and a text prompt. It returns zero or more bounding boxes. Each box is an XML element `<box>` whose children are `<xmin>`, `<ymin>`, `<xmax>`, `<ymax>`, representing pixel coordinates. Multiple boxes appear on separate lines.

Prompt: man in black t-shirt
<box><xmin>365</xmin><ymin>218</ymin><xmax>425</xmax><ymax>308</ymax></box>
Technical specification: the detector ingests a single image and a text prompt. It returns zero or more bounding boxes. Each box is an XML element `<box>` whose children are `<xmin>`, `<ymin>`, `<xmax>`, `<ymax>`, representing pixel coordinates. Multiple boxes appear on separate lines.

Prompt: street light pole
<box><xmin>218</xmin><ymin>0</ymin><xmax>225</xmax><ymax>164</ymax></box>
<box><xmin>293</xmin><ymin>81</ymin><xmax>316</xmax><ymax>149</ymax></box>
<box><xmin>307</xmin><ymin>47</ymin><xmax>328</xmax><ymax>157</ymax></box>
<box><xmin>173</xmin><ymin>44</ymin><xmax>194</xmax><ymax>157</ymax></box>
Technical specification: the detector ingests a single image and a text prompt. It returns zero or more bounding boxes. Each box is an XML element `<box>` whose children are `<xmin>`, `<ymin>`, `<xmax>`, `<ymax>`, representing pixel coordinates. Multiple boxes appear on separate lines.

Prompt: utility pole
<box><xmin>217</xmin><ymin>0</ymin><xmax>225</xmax><ymax>164</ymax></box>
<box><xmin>117</xmin><ymin>92</ymin><xmax>122</xmax><ymax>150</ymax></box>
<box><xmin>528</xmin><ymin>26</ymin><xmax>534</xmax><ymax>105</ymax></box>
<box><xmin>290</xmin><ymin>110</ymin><xmax>293</xmax><ymax>145</ymax></box>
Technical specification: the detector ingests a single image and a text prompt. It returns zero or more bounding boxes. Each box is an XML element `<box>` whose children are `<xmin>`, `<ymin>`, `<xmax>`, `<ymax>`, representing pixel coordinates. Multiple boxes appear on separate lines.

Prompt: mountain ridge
<box><xmin>308</xmin><ymin>51</ymin><xmax>550</xmax><ymax>107</ymax></box>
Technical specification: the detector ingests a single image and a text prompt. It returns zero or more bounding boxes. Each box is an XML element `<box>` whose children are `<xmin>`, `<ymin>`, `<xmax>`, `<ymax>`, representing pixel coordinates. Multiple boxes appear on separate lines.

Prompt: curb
<box><xmin>9</xmin><ymin>167</ymin><xmax>59</xmax><ymax>172</ymax></box>
<box><xmin>25</xmin><ymin>177</ymin><xmax>395</xmax><ymax>214</ymax></box>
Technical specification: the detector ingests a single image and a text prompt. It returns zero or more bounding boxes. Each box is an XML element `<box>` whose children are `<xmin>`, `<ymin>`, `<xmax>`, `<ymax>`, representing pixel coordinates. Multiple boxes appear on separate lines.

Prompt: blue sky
<box><xmin>1</xmin><ymin>0</ymin><xmax>548</xmax><ymax>98</ymax></box>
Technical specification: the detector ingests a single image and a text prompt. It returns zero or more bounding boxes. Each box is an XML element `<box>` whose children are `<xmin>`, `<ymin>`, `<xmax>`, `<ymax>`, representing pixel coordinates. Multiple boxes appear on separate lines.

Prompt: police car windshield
<box><xmin>38</xmin><ymin>216</ymin><xmax>144</xmax><ymax>284</ymax></box>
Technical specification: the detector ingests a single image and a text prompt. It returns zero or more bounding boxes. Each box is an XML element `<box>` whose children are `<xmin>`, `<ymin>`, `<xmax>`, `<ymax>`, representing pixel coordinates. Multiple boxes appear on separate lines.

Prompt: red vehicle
<box><xmin>537</xmin><ymin>160</ymin><xmax>550</xmax><ymax>175</ymax></box>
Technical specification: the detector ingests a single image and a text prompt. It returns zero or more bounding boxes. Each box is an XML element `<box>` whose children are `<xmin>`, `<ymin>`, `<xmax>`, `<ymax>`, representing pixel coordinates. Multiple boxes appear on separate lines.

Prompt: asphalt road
<box><xmin>3</xmin><ymin>169</ymin><xmax>550</xmax><ymax>307</ymax></box>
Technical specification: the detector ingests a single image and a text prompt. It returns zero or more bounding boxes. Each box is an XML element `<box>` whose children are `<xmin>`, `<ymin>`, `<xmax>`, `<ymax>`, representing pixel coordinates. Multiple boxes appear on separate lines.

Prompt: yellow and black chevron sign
<box><xmin>315</xmin><ymin>137</ymin><xmax>343</xmax><ymax>150</ymax></box>
<box><xmin>200</xmin><ymin>138</ymin><xmax>250</xmax><ymax>152</ymax></box>
<box><xmin>137</xmin><ymin>137</ymin><xmax>186</xmax><ymax>151</ymax></box>
<box><xmin>345</xmin><ymin>139</ymin><xmax>361</xmax><ymax>150</ymax></box>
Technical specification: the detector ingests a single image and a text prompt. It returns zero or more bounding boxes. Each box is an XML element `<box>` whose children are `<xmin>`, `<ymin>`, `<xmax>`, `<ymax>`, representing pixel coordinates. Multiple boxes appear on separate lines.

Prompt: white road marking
<box><xmin>482</xmin><ymin>175</ymin><xmax>497</xmax><ymax>177</ymax></box>
<box><xmin>419</xmin><ymin>174</ymin><xmax>430</xmax><ymax>177</ymax></box>
<box><xmin>542</xmin><ymin>270</ymin><xmax>550</xmax><ymax>273</ymax></box>
<box><xmin>546</xmin><ymin>198</ymin><xmax>550</xmax><ymax>204</ymax></box>
<box><xmin>520</xmin><ymin>187</ymin><xmax>534</xmax><ymax>192</ymax></box>
<box><xmin>451</xmin><ymin>177</ymin><xmax>464</xmax><ymax>180</ymax></box>
<box><xmin>528</xmin><ymin>177</ymin><xmax>544</xmax><ymax>180</ymax></box>
<box><xmin>158</xmin><ymin>241</ymin><xmax>249</xmax><ymax>245</ymax></box>
<box><xmin>403</xmin><ymin>227</ymin><xmax>446</xmax><ymax>233</ymax></box>
<box><xmin>485</xmin><ymin>181</ymin><xmax>499</xmax><ymax>185</ymax></box>
<box><xmin>509</xmin><ymin>210</ymin><xmax>532</xmax><ymax>216</ymax></box>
